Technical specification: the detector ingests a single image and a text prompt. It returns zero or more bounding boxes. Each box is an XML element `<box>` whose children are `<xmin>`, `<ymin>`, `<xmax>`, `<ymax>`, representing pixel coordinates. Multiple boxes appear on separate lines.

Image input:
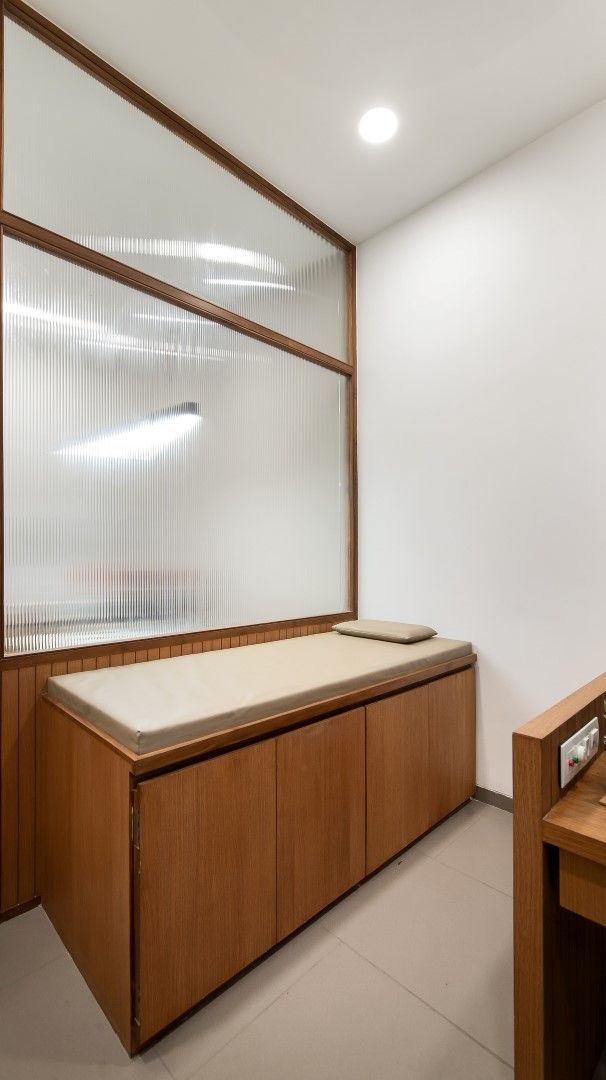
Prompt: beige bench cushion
<box><xmin>46</xmin><ymin>631</ymin><xmax>473</xmax><ymax>755</ymax></box>
<box><xmin>333</xmin><ymin>619</ymin><xmax>437</xmax><ymax>644</ymax></box>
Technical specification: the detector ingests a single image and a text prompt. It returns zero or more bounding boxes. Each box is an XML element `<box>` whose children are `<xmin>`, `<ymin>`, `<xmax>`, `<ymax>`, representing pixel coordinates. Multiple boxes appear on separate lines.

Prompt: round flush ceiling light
<box><xmin>358</xmin><ymin>106</ymin><xmax>398</xmax><ymax>144</ymax></box>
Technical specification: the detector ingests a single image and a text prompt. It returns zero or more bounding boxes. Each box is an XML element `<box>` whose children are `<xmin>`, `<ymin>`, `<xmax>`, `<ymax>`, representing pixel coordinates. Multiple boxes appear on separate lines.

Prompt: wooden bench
<box><xmin>37</xmin><ymin>634</ymin><xmax>476</xmax><ymax>1053</ymax></box>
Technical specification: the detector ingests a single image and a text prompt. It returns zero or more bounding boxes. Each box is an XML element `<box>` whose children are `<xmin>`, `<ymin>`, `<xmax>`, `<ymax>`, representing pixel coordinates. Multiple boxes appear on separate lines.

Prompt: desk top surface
<box><xmin>543</xmin><ymin>752</ymin><xmax>606</xmax><ymax>866</ymax></box>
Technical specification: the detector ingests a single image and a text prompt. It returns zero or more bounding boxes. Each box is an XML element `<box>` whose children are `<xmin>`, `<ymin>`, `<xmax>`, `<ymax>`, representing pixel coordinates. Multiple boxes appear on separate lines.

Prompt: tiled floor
<box><xmin>0</xmin><ymin>800</ymin><xmax>513</xmax><ymax>1080</ymax></box>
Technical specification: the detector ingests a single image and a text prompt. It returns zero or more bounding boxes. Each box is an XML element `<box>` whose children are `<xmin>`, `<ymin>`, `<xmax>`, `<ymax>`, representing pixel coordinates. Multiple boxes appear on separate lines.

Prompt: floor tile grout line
<box><xmin>333</xmin><ymin>938</ymin><xmax>514</xmax><ymax>1073</ymax></box>
<box><xmin>128</xmin><ymin>864</ymin><xmax>513</xmax><ymax>1071</ymax></box>
<box><xmin>383</xmin><ymin>829</ymin><xmax>513</xmax><ymax>900</ymax></box>
<box><xmin>420</xmin><ymin>801</ymin><xmax>492</xmax><ymax>861</ymax></box>
<box><xmin>0</xmin><ymin>949</ymin><xmax>65</xmax><ymax>1000</ymax></box>
<box><xmin>431</xmin><ymin>853</ymin><xmax>513</xmax><ymax>900</ymax></box>
<box><xmin>147</xmin><ymin>1046</ymin><xmax>175</xmax><ymax>1078</ymax></box>
<box><xmin>166</xmin><ymin>836</ymin><xmax>513</xmax><ymax>1078</ymax></box>
<box><xmin>167</xmin><ymin>933</ymin><xmax>341</xmax><ymax>1080</ymax></box>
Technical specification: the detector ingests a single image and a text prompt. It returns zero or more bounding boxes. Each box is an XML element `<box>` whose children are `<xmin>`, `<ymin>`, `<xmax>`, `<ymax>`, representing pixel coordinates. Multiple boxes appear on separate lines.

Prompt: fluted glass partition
<box><xmin>4</xmin><ymin>19</ymin><xmax>348</xmax><ymax>360</ymax></box>
<box><xmin>3</xmin><ymin>239</ymin><xmax>349</xmax><ymax>655</ymax></box>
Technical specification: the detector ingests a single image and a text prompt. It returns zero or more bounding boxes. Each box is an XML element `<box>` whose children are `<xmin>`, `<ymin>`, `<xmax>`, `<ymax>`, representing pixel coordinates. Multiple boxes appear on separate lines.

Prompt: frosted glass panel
<box><xmin>3</xmin><ymin>239</ymin><xmax>349</xmax><ymax>655</ymax></box>
<box><xmin>4</xmin><ymin>19</ymin><xmax>348</xmax><ymax>360</ymax></box>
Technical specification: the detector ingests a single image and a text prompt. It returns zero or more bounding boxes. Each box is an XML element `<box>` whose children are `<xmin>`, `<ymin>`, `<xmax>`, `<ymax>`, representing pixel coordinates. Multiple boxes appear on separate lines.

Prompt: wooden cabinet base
<box><xmin>366</xmin><ymin>686</ymin><xmax>430</xmax><ymax>874</ymax></box>
<box><xmin>36</xmin><ymin>663</ymin><xmax>475</xmax><ymax>1053</ymax></box>
<box><xmin>366</xmin><ymin>670</ymin><xmax>475</xmax><ymax>873</ymax></box>
<box><xmin>277</xmin><ymin>708</ymin><xmax>365</xmax><ymax>938</ymax></box>
<box><xmin>428</xmin><ymin>667</ymin><xmax>476</xmax><ymax>823</ymax></box>
<box><xmin>137</xmin><ymin>740</ymin><xmax>277</xmax><ymax>1043</ymax></box>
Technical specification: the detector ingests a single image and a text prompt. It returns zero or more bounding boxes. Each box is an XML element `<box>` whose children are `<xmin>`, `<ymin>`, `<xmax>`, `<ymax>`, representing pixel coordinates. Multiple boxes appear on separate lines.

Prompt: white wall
<box><xmin>357</xmin><ymin>98</ymin><xmax>606</xmax><ymax>797</ymax></box>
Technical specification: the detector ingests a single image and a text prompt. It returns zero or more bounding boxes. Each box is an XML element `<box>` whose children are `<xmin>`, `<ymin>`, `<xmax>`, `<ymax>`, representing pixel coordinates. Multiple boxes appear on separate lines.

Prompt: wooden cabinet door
<box><xmin>136</xmin><ymin>739</ymin><xmax>277</xmax><ymax>1043</ymax></box>
<box><xmin>366</xmin><ymin>686</ymin><xmax>430</xmax><ymax>874</ymax></box>
<box><xmin>427</xmin><ymin>667</ymin><xmax>476</xmax><ymax>826</ymax></box>
<box><xmin>277</xmin><ymin>708</ymin><xmax>365</xmax><ymax>939</ymax></box>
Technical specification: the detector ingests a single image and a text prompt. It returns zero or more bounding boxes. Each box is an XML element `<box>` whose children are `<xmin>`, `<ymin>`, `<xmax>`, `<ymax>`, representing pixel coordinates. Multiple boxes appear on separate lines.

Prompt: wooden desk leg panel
<box><xmin>514</xmin><ymin>727</ymin><xmax>606</xmax><ymax>1080</ymax></box>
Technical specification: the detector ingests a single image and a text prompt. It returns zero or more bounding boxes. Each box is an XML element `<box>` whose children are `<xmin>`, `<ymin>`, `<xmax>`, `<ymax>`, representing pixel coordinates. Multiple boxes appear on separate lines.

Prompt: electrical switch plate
<box><xmin>559</xmin><ymin>716</ymin><xmax>600</xmax><ymax>789</ymax></box>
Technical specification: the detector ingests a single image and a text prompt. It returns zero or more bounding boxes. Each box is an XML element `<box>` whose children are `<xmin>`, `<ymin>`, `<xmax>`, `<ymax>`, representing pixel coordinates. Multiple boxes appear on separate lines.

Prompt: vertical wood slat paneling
<box><xmin>17</xmin><ymin>665</ymin><xmax>36</xmax><ymax>901</ymax></box>
<box><xmin>34</xmin><ymin>663</ymin><xmax>52</xmax><ymax>897</ymax></box>
<box><xmin>1</xmin><ymin>670</ymin><xmax>19</xmax><ymax>910</ymax></box>
<box><xmin>0</xmin><ymin>618</ymin><xmax>334</xmax><ymax>915</ymax></box>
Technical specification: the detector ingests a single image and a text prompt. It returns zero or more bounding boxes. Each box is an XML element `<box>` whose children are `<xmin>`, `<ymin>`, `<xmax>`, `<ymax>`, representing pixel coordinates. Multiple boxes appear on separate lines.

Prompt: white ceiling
<box><xmin>25</xmin><ymin>0</ymin><xmax>606</xmax><ymax>243</ymax></box>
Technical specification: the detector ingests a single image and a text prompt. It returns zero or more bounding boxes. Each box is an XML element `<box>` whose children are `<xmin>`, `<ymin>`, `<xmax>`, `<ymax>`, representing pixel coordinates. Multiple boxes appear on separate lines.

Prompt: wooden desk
<box><xmin>514</xmin><ymin>676</ymin><xmax>606</xmax><ymax>1080</ymax></box>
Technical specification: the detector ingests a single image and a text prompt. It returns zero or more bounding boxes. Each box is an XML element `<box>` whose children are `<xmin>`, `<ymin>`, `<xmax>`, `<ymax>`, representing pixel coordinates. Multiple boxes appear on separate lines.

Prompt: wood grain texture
<box><xmin>513</xmin><ymin>729</ymin><xmax>550</xmax><ymax>1080</ymax></box>
<box><xmin>37</xmin><ymin>697</ymin><xmax>132</xmax><ymax>1049</ymax></box>
<box><xmin>347</xmin><ymin>248</ymin><xmax>358</xmax><ymax>608</ymax></box>
<box><xmin>17</xmin><ymin>665</ymin><xmax>36</xmax><ymax>901</ymax></box>
<box><xmin>33</xmin><ymin>665</ymin><xmax>476</xmax><ymax>1050</ymax></box>
<box><xmin>366</xmin><ymin>685</ymin><xmax>430</xmax><ymax>873</ymax></box>
<box><xmin>427</xmin><ymin>667</ymin><xmax>476</xmax><ymax>825</ymax></box>
<box><xmin>137</xmin><ymin>739</ymin><xmax>277</xmax><ymax>1044</ymax></box>
<box><xmin>515</xmin><ymin>673</ymin><xmax>606</xmax><ymax>741</ymax></box>
<box><xmin>34</xmin><ymin>663</ymin><xmax>52</xmax><ymax>896</ymax></box>
<box><xmin>560</xmin><ymin>849</ymin><xmax>606</xmax><ymax>927</ymax></box>
<box><xmin>543</xmin><ymin>752</ymin><xmax>606</xmax><ymax>866</ymax></box>
<box><xmin>0</xmin><ymin>619</ymin><xmax>338</xmax><ymax>915</ymax></box>
<box><xmin>0</xmin><ymin>103</ymin><xmax>4</xmax><ymax>666</ymax></box>
<box><xmin>0</xmin><ymin>670</ymin><xmax>19</xmax><ymax>910</ymax></box>
<box><xmin>514</xmin><ymin>682</ymin><xmax>606</xmax><ymax>1080</ymax></box>
<box><xmin>0</xmin><ymin>895</ymin><xmax>39</xmax><ymax>922</ymax></box>
<box><xmin>277</xmin><ymin>708</ymin><xmax>365</xmax><ymax>939</ymax></box>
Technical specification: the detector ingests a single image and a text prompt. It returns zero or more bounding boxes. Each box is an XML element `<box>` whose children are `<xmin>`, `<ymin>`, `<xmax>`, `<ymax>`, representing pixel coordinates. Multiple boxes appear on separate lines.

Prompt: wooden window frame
<box><xmin>0</xmin><ymin>0</ymin><xmax>358</xmax><ymax>668</ymax></box>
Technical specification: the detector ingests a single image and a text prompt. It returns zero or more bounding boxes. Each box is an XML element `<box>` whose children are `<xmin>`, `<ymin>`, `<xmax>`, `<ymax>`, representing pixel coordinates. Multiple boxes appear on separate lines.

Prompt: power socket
<box><xmin>559</xmin><ymin>716</ymin><xmax>600</xmax><ymax>789</ymax></box>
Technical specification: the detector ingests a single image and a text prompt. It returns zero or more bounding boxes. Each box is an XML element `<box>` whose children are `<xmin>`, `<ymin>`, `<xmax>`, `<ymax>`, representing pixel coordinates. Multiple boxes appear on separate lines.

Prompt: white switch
<box><xmin>576</xmin><ymin>742</ymin><xmax>588</xmax><ymax>763</ymax></box>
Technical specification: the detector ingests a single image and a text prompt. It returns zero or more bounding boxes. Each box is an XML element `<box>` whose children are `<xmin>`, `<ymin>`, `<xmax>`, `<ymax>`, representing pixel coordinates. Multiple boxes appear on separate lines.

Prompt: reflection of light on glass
<box><xmin>4</xmin><ymin>301</ymin><xmax>232</xmax><ymax>361</ymax></box>
<box><xmin>205</xmin><ymin>278</ymin><xmax>295</xmax><ymax>291</ymax></box>
<box><xmin>58</xmin><ymin>402</ymin><xmax>202</xmax><ymax>461</ymax></box>
<box><xmin>85</xmin><ymin>237</ymin><xmax>285</xmax><ymax>274</ymax></box>
<box><xmin>4</xmin><ymin>300</ymin><xmax>113</xmax><ymax>337</ymax></box>
<box><xmin>134</xmin><ymin>311</ymin><xmax>199</xmax><ymax>326</ymax></box>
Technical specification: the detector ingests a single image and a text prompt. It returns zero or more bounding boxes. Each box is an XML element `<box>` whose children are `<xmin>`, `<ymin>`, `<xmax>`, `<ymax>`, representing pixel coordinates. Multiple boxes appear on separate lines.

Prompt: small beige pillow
<box><xmin>332</xmin><ymin>619</ymin><xmax>437</xmax><ymax>644</ymax></box>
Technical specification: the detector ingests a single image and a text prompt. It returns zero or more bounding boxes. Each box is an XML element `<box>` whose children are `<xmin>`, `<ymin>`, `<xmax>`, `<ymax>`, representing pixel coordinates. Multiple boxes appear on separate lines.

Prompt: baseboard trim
<box><xmin>475</xmin><ymin>786</ymin><xmax>513</xmax><ymax>813</ymax></box>
<box><xmin>0</xmin><ymin>896</ymin><xmax>40</xmax><ymax>923</ymax></box>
